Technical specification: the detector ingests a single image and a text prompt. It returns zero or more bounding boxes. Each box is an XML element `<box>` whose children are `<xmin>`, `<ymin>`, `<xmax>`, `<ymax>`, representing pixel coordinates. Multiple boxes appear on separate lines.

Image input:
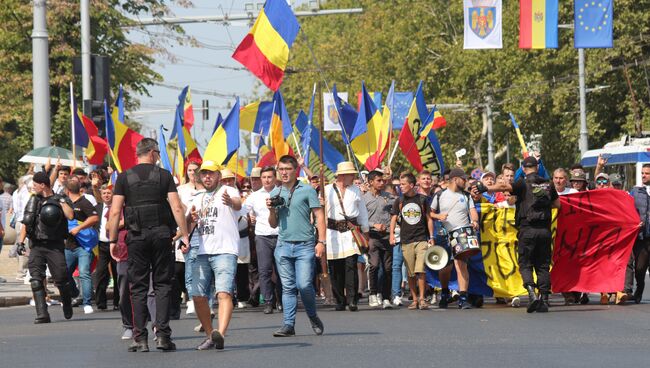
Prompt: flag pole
<box><xmin>299</xmin><ymin>28</ymin><xmax>358</xmax><ymax>171</ymax></box>
<box><xmin>69</xmin><ymin>82</ymin><xmax>77</xmax><ymax>169</ymax></box>
<box><xmin>318</xmin><ymin>81</ymin><xmax>325</xmax><ymax>200</ymax></box>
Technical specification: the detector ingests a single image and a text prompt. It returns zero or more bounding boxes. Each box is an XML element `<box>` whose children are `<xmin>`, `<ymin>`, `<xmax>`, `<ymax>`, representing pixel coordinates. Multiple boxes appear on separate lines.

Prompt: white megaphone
<box><xmin>425</xmin><ymin>246</ymin><xmax>449</xmax><ymax>271</ymax></box>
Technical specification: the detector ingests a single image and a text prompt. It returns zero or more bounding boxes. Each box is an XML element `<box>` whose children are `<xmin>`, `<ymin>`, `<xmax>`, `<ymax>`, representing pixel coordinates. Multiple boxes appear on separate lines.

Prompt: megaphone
<box><xmin>425</xmin><ymin>246</ymin><xmax>449</xmax><ymax>271</ymax></box>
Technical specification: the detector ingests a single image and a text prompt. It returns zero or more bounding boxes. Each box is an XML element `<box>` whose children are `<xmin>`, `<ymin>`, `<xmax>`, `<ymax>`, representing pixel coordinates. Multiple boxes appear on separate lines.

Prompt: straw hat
<box><xmin>220</xmin><ymin>168</ymin><xmax>236</xmax><ymax>179</ymax></box>
<box><xmin>250</xmin><ymin>167</ymin><xmax>262</xmax><ymax>178</ymax></box>
<box><xmin>335</xmin><ymin>161</ymin><xmax>357</xmax><ymax>176</ymax></box>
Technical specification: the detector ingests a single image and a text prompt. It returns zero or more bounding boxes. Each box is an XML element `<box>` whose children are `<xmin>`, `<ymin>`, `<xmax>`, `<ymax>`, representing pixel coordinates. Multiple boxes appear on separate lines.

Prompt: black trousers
<box><xmin>330</xmin><ymin>255</ymin><xmax>359</xmax><ymax>305</ymax></box>
<box><xmin>116</xmin><ymin>262</ymin><xmax>133</xmax><ymax>329</ymax></box>
<box><xmin>633</xmin><ymin>237</ymin><xmax>650</xmax><ymax>294</ymax></box>
<box><xmin>126</xmin><ymin>226</ymin><xmax>174</xmax><ymax>341</ymax></box>
<box><xmin>517</xmin><ymin>226</ymin><xmax>552</xmax><ymax>294</ymax></box>
<box><xmin>28</xmin><ymin>242</ymin><xmax>68</xmax><ymax>288</ymax></box>
<box><xmin>256</xmin><ymin>235</ymin><xmax>282</xmax><ymax>306</ymax></box>
<box><xmin>368</xmin><ymin>238</ymin><xmax>392</xmax><ymax>298</ymax></box>
<box><xmin>95</xmin><ymin>242</ymin><xmax>119</xmax><ymax>309</ymax></box>
<box><xmin>169</xmin><ymin>261</ymin><xmax>186</xmax><ymax>319</ymax></box>
<box><xmin>236</xmin><ymin>263</ymin><xmax>251</xmax><ymax>302</ymax></box>
<box><xmin>624</xmin><ymin>253</ymin><xmax>635</xmax><ymax>294</ymax></box>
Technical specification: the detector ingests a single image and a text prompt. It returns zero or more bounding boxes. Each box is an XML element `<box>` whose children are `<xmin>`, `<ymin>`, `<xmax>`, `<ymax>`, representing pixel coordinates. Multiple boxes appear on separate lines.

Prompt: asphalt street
<box><xmin>1</xmin><ymin>295</ymin><xmax>649</xmax><ymax>368</ymax></box>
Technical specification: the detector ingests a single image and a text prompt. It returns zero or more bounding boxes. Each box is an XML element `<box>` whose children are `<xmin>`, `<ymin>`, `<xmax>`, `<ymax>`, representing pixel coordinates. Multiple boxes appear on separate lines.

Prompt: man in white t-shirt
<box><xmin>187</xmin><ymin>161</ymin><xmax>242</xmax><ymax>351</ymax></box>
<box><xmin>553</xmin><ymin>168</ymin><xmax>577</xmax><ymax>196</ymax></box>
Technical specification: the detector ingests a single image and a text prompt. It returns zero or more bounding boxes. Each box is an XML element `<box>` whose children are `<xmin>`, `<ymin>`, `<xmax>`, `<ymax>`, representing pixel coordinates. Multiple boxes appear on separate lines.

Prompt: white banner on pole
<box><xmin>323</xmin><ymin>92</ymin><xmax>348</xmax><ymax>131</ymax></box>
<box><xmin>463</xmin><ymin>0</ymin><xmax>502</xmax><ymax>49</ymax></box>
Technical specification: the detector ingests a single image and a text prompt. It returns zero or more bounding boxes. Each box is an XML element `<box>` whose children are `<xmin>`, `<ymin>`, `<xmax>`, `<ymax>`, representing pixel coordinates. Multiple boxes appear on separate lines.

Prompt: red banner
<box><xmin>551</xmin><ymin>189</ymin><xmax>639</xmax><ymax>293</ymax></box>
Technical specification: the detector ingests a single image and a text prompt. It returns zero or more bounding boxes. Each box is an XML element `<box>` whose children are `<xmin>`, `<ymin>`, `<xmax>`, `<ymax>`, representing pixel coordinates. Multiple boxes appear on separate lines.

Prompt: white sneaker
<box><xmin>368</xmin><ymin>294</ymin><xmax>380</xmax><ymax>307</ymax></box>
<box><xmin>121</xmin><ymin>328</ymin><xmax>133</xmax><ymax>340</ymax></box>
<box><xmin>392</xmin><ymin>296</ymin><xmax>402</xmax><ymax>306</ymax></box>
<box><xmin>29</xmin><ymin>298</ymin><xmax>35</xmax><ymax>306</ymax></box>
<box><xmin>47</xmin><ymin>298</ymin><xmax>60</xmax><ymax>306</ymax></box>
<box><xmin>511</xmin><ymin>296</ymin><xmax>521</xmax><ymax>308</ymax></box>
<box><xmin>382</xmin><ymin>299</ymin><xmax>394</xmax><ymax>309</ymax></box>
<box><xmin>186</xmin><ymin>300</ymin><xmax>195</xmax><ymax>315</ymax></box>
<box><xmin>237</xmin><ymin>301</ymin><xmax>251</xmax><ymax>309</ymax></box>
<box><xmin>83</xmin><ymin>305</ymin><xmax>94</xmax><ymax>314</ymax></box>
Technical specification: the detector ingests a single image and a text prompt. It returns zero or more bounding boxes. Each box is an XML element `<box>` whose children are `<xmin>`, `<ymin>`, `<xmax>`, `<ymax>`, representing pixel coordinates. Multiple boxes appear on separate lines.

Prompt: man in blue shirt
<box><xmin>268</xmin><ymin>155</ymin><xmax>326</xmax><ymax>337</ymax></box>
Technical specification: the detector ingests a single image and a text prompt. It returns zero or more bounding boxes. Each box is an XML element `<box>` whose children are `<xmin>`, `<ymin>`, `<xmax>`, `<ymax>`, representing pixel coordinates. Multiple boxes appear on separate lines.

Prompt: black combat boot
<box><xmin>31</xmin><ymin>280</ymin><xmax>51</xmax><ymax>324</ymax></box>
<box><xmin>537</xmin><ymin>293</ymin><xmax>549</xmax><ymax>313</ymax></box>
<box><xmin>59</xmin><ymin>282</ymin><xmax>74</xmax><ymax>320</ymax></box>
<box><xmin>526</xmin><ymin>285</ymin><xmax>539</xmax><ymax>313</ymax></box>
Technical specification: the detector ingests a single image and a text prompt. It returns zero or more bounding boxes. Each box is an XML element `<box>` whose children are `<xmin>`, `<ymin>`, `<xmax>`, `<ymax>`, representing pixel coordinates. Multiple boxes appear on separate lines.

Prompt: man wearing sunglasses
<box><xmin>595</xmin><ymin>173</ymin><xmax>611</xmax><ymax>189</ymax></box>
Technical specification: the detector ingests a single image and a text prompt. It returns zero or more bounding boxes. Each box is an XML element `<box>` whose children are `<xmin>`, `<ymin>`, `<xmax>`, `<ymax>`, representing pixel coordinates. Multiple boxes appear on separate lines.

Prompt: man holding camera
<box><xmin>268</xmin><ymin>155</ymin><xmax>326</xmax><ymax>337</ymax></box>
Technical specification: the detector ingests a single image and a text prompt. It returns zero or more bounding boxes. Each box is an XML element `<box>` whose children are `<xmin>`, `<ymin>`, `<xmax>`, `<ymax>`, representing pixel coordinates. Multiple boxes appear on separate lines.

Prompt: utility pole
<box><xmin>578</xmin><ymin>48</ymin><xmax>588</xmax><ymax>156</ymax></box>
<box><xmin>32</xmin><ymin>0</ymin><xmax>51</xmax><ymax>148</ymax></box>
<box><xmin>81</xmin><ymin>0</ymin><xmax>92</xmax><ymax>115</ymax></box>
<box><xmin>485</xmin><ymin>97</ymin><xmax>495</xmax><ymax>173</ymax></box>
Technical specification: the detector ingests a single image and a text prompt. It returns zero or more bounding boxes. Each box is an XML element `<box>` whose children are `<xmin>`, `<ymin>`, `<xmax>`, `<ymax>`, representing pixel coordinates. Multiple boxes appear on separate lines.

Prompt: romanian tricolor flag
<box><xmin>72</xmin><ymin>100</ymin><xmax>108</xmax><ymax>165</ymax></box>
<box><xmin>350</xmin><ymin>82</ymin><xmax>389</xmax><ymax>171</ymax></box>
<box><xmin>419</xmin><ymin>106</ymin><xmax>447</xmax><ymax>137</ymax></box>
<box><xmin>397</xmin><ymin>81</ymin><xmax>445</xmax><ymax>174</ymax></box>
<box><xmin>269</xmin><ymin>90</ymin><xmax>293</xmax><ymax>161</ymax></box>
<box><xmin>171</xmin><ymin>86</ymin><xmax>196</xmax><ymax>137</ymax></box>
<box><xmin>157</xmin><ymin>125</ymin><xmax>173</xmax><ymax>173</ymax></box>
<box><xmin>519</xmin><ymin>0</ymin><xmax>558</xmax><ymax>49</ymax></box>
<box><xmin>240</xmin><ymin>101</ymin><xmax>273</xmax><ymax>134</ymax></box>
<box><xmin>232</xmin><ymin>0</ymin><xmax>300</xmax><ymax>91</ymax></box>
<box><xmin>105</xmin><ymin>87</ymin><xmax>143</xmax><ymax>172</ymax></box>
<box><xmin>204</xmin><ymin>98</ymin><xmax>240</xmax><ymax>165</ymax></box>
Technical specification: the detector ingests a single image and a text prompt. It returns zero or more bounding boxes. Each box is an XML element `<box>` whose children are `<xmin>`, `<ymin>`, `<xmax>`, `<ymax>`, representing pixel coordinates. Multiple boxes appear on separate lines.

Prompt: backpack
<box><xmin>518</xmin><ymin>174</ymin><xmax>553</xmax><ymax>226</ymax></box>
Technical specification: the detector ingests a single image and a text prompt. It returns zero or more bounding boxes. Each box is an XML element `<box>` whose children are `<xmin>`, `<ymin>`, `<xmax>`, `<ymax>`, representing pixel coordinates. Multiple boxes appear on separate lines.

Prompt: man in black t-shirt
<box><xmin>487</xmin><ymin>156</ymin><xmax>560</xmax><ymax>313</ymax></box>
<box><xmin>63</xmin><ymin>178</ymin><xmax>99</xmax><ymax>313</ymax></box>
<box><xmin>389</xmin><ymin>172</ymin><xmax>434</xmax><ymax>310</ymax></box>
<box><xmin>107</xmin><ymin>138</ymin><xmax>189</xmax><ymax>352</ymax></box>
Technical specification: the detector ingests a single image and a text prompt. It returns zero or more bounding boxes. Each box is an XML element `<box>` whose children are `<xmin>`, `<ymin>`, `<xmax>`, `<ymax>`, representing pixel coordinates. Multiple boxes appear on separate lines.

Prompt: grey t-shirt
<box><xmin>432</xmin><ymin>189</ymin><xmax>474</xmax><ymax>232</ymax></box>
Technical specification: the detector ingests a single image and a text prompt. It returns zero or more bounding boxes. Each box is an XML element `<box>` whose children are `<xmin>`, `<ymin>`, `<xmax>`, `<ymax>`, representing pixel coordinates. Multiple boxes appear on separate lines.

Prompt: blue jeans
<box><xmin>392</xmin><ymin>243</ymin><xmax>403</xmax><ymax>299</ymax></box>
<box><xmin>184</xmin><ymin>246</ymin><xmax>198</xmax><ymax>297</ymax></box>
<box><xmin>274</xmin><ymin>240</ymin><xmax>318</xmax><ymax>327</ymax></box>
<box><xmin>192</xmin><ymin>253</ymin><xmax>237</xmax><ymax>296</ymax></box>
<box><xmin>65</xmin><ymin>247</ymin><xmax>94</xmax><ymax>306</ymax></box>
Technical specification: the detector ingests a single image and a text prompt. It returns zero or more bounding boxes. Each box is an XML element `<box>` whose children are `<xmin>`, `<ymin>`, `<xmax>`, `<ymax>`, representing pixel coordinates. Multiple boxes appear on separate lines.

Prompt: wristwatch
<box><xmin>317</xmin><ymin>239</ymin><xmax>326</xmax><ymax>246</ymax></box>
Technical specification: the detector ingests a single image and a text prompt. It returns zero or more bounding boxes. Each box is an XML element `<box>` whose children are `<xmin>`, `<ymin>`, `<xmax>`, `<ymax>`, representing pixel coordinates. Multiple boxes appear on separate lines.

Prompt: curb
<box><xmin>0</xmin><ymin>291</ymin><xmax>114</xmax><ymax>308</ymax></box>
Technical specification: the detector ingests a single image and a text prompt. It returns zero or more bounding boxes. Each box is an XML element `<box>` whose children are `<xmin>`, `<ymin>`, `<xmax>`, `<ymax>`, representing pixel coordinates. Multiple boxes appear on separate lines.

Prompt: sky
<box><xmin>128</xmin><ymin>0</ymin><xmax>314</xmax><ymax>155</ymax></box>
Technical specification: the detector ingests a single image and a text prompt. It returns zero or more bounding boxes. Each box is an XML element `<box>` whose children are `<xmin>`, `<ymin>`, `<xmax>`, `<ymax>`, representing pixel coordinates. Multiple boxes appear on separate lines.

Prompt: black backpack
<box><xmin>518</xmin><ymin>174</ymin><xmax>553</xmax><ymax>226</ymax></box>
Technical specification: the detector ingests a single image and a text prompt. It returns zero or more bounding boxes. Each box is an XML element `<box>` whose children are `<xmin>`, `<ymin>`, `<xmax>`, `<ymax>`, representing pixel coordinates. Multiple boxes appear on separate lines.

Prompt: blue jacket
<box><xmin>630</xmin><ymin>186</ymin><xmax>650</xmax><ymax>239</ymax></box>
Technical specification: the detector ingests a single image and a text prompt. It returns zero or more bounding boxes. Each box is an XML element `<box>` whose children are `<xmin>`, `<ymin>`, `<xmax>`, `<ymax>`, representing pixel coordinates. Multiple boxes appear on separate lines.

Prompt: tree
<box><xmin>281</xmin><ymin>0</ymin><xmax>650</xmax><ymax>174</ymax></box>
<box><xmin>0</xmin><ymin>0</ymin><xmax>189</xmax><ymax>182</ymax></box>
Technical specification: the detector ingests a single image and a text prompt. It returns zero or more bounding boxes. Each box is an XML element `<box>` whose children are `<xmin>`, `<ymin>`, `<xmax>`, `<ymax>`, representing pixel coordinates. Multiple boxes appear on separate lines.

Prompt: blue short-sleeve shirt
<box><xmin>270</xmin><ymin>181</ymin><xmax>321</xmax><ymax>242</ymax></box>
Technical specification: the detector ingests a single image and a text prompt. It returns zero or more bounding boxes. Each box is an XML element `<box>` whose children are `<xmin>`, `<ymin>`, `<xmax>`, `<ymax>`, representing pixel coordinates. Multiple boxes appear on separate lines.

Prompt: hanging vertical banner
<box><xmin>323</xmin><ymin>92</ymin><xmax>348</xmax><ymax>131</ymax></box>
<box><xmin>574</xmin><ymin>0</ymin><xmax>613</xmax><ymax>49</ymax></box>
<box><xmin>464</xmin><ymin>0</ymin><xmax>503</xmax><ymax>49</ymax></box>
<box><xmin>519</xmin><ymin>0</ymin><xmax>559</xmax><ymax>49</ymax></box>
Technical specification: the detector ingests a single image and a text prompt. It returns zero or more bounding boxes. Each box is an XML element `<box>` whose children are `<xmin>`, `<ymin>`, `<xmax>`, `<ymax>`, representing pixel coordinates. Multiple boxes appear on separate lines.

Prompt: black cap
<box><xmin>32</xmin><ymin>172</ymin><xmax>50</xmax><ymax>187</ymax></box>
<box><xmin>449</xmin><ymin>168</ymin><xmax>468</xmax><ymax>180</ymax></box>
<box><xmin>72</xmin><ymin>168</ymin><xmax>87</xmax><ymax>176</ymax></box>
<box><xmin>522</xmin><ymin>156</ymin><xmax>538</xmax><ymax>168</ymax></box>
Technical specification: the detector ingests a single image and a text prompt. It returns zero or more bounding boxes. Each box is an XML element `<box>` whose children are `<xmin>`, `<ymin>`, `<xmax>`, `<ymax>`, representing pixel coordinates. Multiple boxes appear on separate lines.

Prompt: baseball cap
<box><xmin>609</xmin><ymin>173</ymin><xmax>623</xmax><ymax>186</ymax></box>
<box><xmin>200</xmin><ymin>160</ymin><xmax>222</xmax><ymax>172</ymax></box>
<box><xmin>480</xmin><ymin>172</ymin><xmax>496</xmax><ymax>180</ymax></box>
<box><xmin>449</xmin><ymin>168</ymin><xmax>468</xmax><ymax>180</ymax></box>
<box><xmin>595</xmin><ymin>172</ymin><xmax>609</xmax><ymax>181</ymax></box>
<box><xmin>522</xmin><ymin>156</ymin><xmax>538</xmax><ymax>168</ymax></box>
<box><xmin>32</xmin><ymin>172</ymin><xmax>50</xmax><ymax>186</ymax></box>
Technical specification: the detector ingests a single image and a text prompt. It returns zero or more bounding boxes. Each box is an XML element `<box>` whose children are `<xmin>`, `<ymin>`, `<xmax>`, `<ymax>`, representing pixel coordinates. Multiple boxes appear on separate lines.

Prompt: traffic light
<box><xmin>202</xmin><ymin>99</ymin><xmax>209</xmax><ymax>121</ymax></box>
<box><xmin>72</xmin><ymin>55</ymin><xmax>111</xmax><ymax>137</ymax></box>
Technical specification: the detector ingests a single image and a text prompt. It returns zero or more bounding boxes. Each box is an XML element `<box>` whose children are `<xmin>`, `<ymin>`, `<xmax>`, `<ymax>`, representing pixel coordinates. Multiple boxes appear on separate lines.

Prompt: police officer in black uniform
<box><xmin>16</xmin><ymin>171</ymin><xmax>75</xmax><ymax>323</ymax></box>
<box><xmin>485</xmin><ymin>156</ymin><xmax>560</xmax><ymax>313</ymax></box>
<box><xmin>107</xmin><ymin>138</ymin><xmax>189</xmax><ymax>352</ymax></box>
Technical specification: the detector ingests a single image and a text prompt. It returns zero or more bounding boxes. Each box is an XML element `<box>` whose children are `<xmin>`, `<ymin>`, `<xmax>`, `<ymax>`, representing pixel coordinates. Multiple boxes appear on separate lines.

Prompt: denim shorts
<box><xmin>191</xmin><ymin>253</ymin><xmax>237</xmax><ymax>297</ymax></box>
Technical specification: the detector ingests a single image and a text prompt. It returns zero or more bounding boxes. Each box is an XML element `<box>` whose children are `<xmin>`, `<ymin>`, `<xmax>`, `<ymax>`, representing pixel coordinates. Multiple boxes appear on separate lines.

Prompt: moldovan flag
<box><xmin>73</xmin><ymin>100</ymin><xmax>108</xmax><ymax>165</ymax></box>
<box><xmin>239</xmin><ymin>101</ymin><xmax>273</xmax><ymax>134</ymax></box>
<box><xmin>204</xmin><ymin>98</ymin><xmax>240</xmax><ymax>166</ymax></box>
<box><xmin>232</xmin><ymin>0</ymin><xmax>300</xmax><ymax>91</ymax></box>
<box><xmin>519</xmin><ymin>0</ymin><xmax>558</xmax><ymax>49</ymax></box>
<box><xmin>464</xmin><ymin>0</ymin><xmax>503</xmax><ymax>49</ymax></box>
<box><xmin>418</xmin><ymin>105</ymin><xmax>447</xmax><ymax>137</ymax></box>
<box><xmin>351</xmin><ymin>82</ymin><xmax>389</xmax><ymax>171</ymax></box>
<box><xmin>105</xmin><ymin>87</ymin><xmax>143</xmax><ymax>172</ymax></box>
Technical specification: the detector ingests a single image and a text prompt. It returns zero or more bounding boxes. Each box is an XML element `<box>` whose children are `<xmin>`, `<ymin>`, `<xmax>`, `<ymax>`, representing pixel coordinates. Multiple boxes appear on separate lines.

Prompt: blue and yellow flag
<box><xmin>204</xmin><ymin>98</ymin><xmax>240</xmax><ymax>165</ymax></box>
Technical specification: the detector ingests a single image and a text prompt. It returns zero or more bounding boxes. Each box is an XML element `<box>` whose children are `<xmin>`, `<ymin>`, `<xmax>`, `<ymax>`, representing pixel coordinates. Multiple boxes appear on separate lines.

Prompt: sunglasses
<box><xmin>596</xmin><ymin>180</ymin><xmax>609</xmax><ymax>185</ymax></box>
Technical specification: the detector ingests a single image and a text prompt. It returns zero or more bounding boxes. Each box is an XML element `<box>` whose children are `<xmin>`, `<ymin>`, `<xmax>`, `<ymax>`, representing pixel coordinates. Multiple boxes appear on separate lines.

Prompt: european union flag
<box><xmin>574</xmin><ymin>0</ymin><xmax>613</xmax><ymax>48</ymax></box>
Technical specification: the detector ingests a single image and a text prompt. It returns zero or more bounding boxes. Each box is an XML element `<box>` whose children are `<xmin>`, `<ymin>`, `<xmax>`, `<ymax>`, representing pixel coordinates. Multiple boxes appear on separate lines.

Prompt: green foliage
<box><xmin>281</xmin><ymin>0</ymin><xmax>650</xmax><ymax>174</ymax></box>
<box><xmin>0</xmin><ymin>0</ymin><xmax>183</xmax><ymax>182</ymax></box>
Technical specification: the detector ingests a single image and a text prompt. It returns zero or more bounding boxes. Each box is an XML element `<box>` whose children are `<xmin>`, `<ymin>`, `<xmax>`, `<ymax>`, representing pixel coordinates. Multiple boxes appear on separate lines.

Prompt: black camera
<box><xmin>269</xmin><ymin>195</ymin><xmax>286</xmax><ymax>208</ymax></box>
<box><xmin>473</xmin><ymin>182</ymin><xmax>488</xmax><ymax>194</ymax></box>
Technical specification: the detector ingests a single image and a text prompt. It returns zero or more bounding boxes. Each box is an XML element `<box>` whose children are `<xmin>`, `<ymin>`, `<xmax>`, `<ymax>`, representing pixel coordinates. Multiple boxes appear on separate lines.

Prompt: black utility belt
<box><xmin>327</xmin><ymin>218</ymin><xmax>357</xmax><ymax>232</ymax></box>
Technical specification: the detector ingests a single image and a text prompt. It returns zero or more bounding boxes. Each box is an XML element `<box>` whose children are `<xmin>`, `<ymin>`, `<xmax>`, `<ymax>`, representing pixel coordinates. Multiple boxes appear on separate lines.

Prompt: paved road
<box><xmin>1</xmin><ymin>296</ymin><xmax>649</xmax><ymax>368</ymax></box>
